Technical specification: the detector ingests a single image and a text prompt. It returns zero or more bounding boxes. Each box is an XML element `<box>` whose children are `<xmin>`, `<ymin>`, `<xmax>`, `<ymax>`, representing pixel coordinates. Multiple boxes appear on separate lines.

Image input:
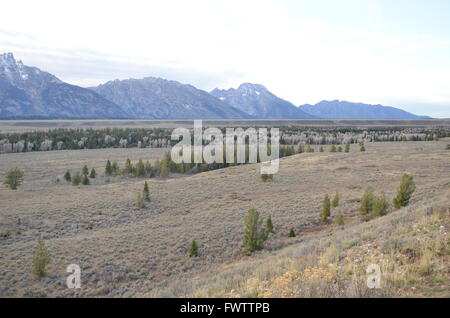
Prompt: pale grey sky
<box><xmin>1</xmin><ymin>0</ymin><xmax>450</xmax><ymax>117</ymax></box>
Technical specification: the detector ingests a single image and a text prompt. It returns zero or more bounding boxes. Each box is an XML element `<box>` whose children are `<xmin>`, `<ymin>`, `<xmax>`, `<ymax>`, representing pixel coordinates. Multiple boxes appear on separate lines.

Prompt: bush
<box><xmin>446</xmin><ymin>144</ymin><xmax>450</xmax><ymax>150</ymax></box>
<box><xmin>32</xmin><ymin>240</ymin><xmax>51</xmax><ymax>278</ymax></box>
<box><xmin>242</xmin><ymin>208</ymin><xmax>267</xmax><ymax>254</ymax></box>
<box><xmin>188</xmin><ymin>240</ymin><xmax>199</xmax><ymax>257</ymax></box>
<box><xmin>335</xmin><ymin>213</ymin><xmax>345</xmax><ymax>226</ymax></box>
<box><xmin>260</xmin><ymin>173</ymin><xmax>273</xmax><ymax>182</ymax></box>
<box><xmin>71</xmin><ymin>172</ymin><xmax>82</xmax><ymax>186</ymax></box>
<box><xmin>321</xmin><ymin>194</ymin><xmax>331</xmax><ymax>222</ymax></box>
<box><xmin>373</xmin><ymin>192</ymin><xmax>389</xmax><ymax>217</ymax></box>
<box><xmin>332</xmin><ymin>192</ymin><xmax>340</xmax><ymax>207</ymax></box>
<box><xmin>143</xmin><ymin>181</ymin><xmax>150</xmax><ymax>201</ymax></box>
<box><xmin>306</xmin><ymin>146</ymin><xmax>314</xmax><ymax>153</ymax></box>
<box><xmin>337</xmin><ymin>146</ymin><xmax>343</xmax><ymax>152</ymax></box>
<box><xmin>345</xmin><ymin>144</ymin><xmax>350</xmax><ymax>153</ymax></box>
<box><xmin>288</xmin><ymin>228</ymin><xmax>296</xmax><ymax>237</ymax></box>
<box><xmin>359</xmin><ymin>187</ymin><xmax>375</xmax><ymax>215</ymax></box>
<box><xmin>330</xmin><ymin>145</ymin><xmax>337</xmax><ymax>152</ymax></box>
<box><xmin>64</xmin><ymin>170</ymin><xmax>71</xmax><ymax>182</ymax></box>
<box><xmin>359</xmin><ymin>142</ymin><xmax>366</xmax><ymax>152</ymax></box>
<box><xmin>393</xmin><ymin>174</ymin><xmax>416</xmax><ymax>209</ymax></box>
<box><xmin>89</xmin><ymin>168</ymin><xmax>96</xmax><ymax>178</ymax></box>
<box><xmin>3</xmin><ymin>168</ymin><xmax>24</xmax><ymax>190</ymax></box>
<box><xmin>319</xmin><ymin>146</ymin><xmax>324</xmax><ymax>152</ymax></box>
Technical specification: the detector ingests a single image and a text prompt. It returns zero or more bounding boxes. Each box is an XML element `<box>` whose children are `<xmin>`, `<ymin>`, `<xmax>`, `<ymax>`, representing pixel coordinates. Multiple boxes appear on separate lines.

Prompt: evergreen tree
<box><xmin>260</xmin><ymin>173</ymin><xmax>273</xmax><ymax>182</ymax></box>
<box><xmin>71</xmin><ymin>172</ymin><xmax>82</xmax><ymax>186</ymax></box>
<box><xmin>105</xmin><ymin>160</ymin><xmax>112</xmax><ymax>176</ymax></box>
<box><xmin>446</xmin><ymin>144</ymin><xmax>450</xmax><ymax>150</ymax></box>
<box><xmin>3</xmin><ymin>168</ymin><xmax>24</xmax><ymax>190</ymax></box>
<box><xmin>188</xmin><ymin>240</ymin><xmax>199</xmax><ymax>257</ymax></box>
<box><xmin>82</xmin><ymin>165</ymin><xmax>89</xmax><ymax>176</ymax></box>
<box><xmin>143</xmin><ymin>181</ymin><xmax>150</xmax><ymax>201</ymax></box>
<box><xmin>359</xmin><ymin>142</ymin><xmax>366</xmax><ymax>152</ymax></box>
<box><xmin>265</xmin><ymin>216</ymin><xmax>274</xmax><ymax>233</ymax></box>
<box><xmin>111</xmin><ymin>161</ymin><xmax>119</xmax><ymax>175</ymax></box>
<box><xmin>360</xmin><ymin>187</ymin><xmax>375</xmax><ymax>215</ymax></box>
<box><xmin>82</xmin><ymin>174</ymin><xmax>90</xmax><ymax>185</ymax></box>
<box><xmin>64</xmin><ymin>170</ymin><xmax>71</xmax><ymax>182</ymax></box>
<box><xmin>373</xmin><ymin>192</ymin><xmax>389</xmax><ymax>217</ymax></box>
<box><xmin>337</xmin><ymin>146</ymin><xmax>343</xmax><ymax>152</ymax></box>
<box><xmin>288</xmin><ymin>228</ymin><xmax>296</xmax><ymax>237</ymax></box>
<box><xmin>345</xmin><ymin>144</ymin><xmax>350</xmax><ymax>153</ymax></box>
<box><xmin>393</xmin><ymin>174</ymin><xmax>416</xmax><ymax>209</ymax></box>
<box><xmin>159</xmin><ymin>160</ymin><xmax>170</xmax><ymax>178</ymax></box>
<box><xmin>242</xmin><ymin>208</ymin><xmax>267</xmax><ymax>254</ymax></box>
<box><xmin>89</xmin><ymin>168</ymin><xmax>96</xmax><ymax>179</ymax></box>
<box><xmin>330</xmin><ymin>145</ymin><xmax>337</xmax><ymax>152</ymax></box>
<box><xmin>135</xmin><ymin>160</ymin><xmax>145</xmax><ymax>177</ymax></box>
<box><xmin>306</xmin><ymin>146</ymin><xmax>315</xmax><ymax>153</ymax></box>
<box><xmin>321</xmin><ymin>194</ymin><xmax>331</xmax><ymax>222</ymax></box>
<box><xmin>298</xmin><ymin>144</ymin><xmax>305</xmax><ymax>154</ymax></box>
<box><xmin>332</xmin><ymin>192</ymin><xmax>340</xmax><ymax>207</ymax></box>
<box><xmin>32</xmin><ymin>240</ymin><xmax>51</xmax><ymax>278</ymax></box>
<box><xmin>319</xmin><ymin>146</ymin><xmax>324</xmax><ymax>152</ymax></box>
<box><xmin>125</xmin><ymin>158</ymin><xmax>133</xmax><ymax>175</ymax></box>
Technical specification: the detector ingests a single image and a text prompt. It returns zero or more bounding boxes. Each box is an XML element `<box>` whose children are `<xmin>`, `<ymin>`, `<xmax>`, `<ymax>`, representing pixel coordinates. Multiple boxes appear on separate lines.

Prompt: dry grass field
<box><xmin>0</xmin><ymin>140</ymin><xmax>449</xmax><ymax>297</ymax></box>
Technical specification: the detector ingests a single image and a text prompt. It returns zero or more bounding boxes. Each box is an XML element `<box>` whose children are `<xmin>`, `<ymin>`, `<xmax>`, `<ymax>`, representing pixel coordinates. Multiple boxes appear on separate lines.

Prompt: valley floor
<box><xmin>0</xmin><ymin>141</ymin><xmax>449</xmax><ymax>297</ymax></box>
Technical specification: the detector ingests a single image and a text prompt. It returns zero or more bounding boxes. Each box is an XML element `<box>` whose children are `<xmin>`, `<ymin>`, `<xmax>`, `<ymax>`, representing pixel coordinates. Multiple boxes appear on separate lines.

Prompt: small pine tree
<box><xmin>373</xmin><ymin>192</ymin><xmax>389</xmax><ymax>217</ymax></box>
<box><xmin>330</xmin><ymin>145</ymin><xmax>337</xmax><ymax>152</ymax></box>
<box><xmin>64</xmin><ymin>170</ymin><xmax>71</xmax><ymax>182</ymax></box>
<box><xmin>306</xmin><ymin>146</ymin><xmax>315</xmax><ymax>153</ymax></box>
<box><xmin>136</xmin><ymin>192</ymin><xmax>143</xmax><ymax>209</ymax></box>
<box><xmin>393</xmin><ymin>174</ymin><xmax>416</xmax><ymax>209</ymax></box>
<box><xmin>332</xmin><ymin>192</ymin><xmax>340</xmax><ymax>207</ymax></box>
<box><xmin>298</xmin><ymin>144</ymin><xmax>305</xmax><ymax>153</ymax></box>
<box><xmin>105</xmin><ymin>160</ymin><xmax>112</xmax><ymax>176</ymax></box>
<box><xmin>188</xmin><ymin>240</ymin><xmax>199</xmax><ymax>257</ymax></box>
<box><xmin>89</xmin><ymin>168</ymin><xmax>96</xmax><ymax>179</ymax></box>
<box><xmin>265</xmin><ymin>216</ymin><xmax>274</xmax><ymax>233</ymax></box>
<box><xmin>344</xmin><ymin>144</ymin><xmax>350</xmax><ymax>153</ymax></box>
<box><xmin>81</xmin><ymin>174</ymin><xmax>90</xmax><ymax>185</ymax></box>
<box><xmin>335</xmin><ymin>213</ymin><xmax>345</xmax><ymax>226</ymax></box>
<box><xmin>446</xmin><ymin>144</ymin><xmax>450</xmax><ymax>150</ymax></box>
<box><xmin>71</xmin><ymin>172</ymin><xmax>82</xmax><ymax>186</ymax></box>
<box><xmin>143</xmin><ymin>181</ymin><xmax>150</xmax><ymax>201</ymax></box>
<box><xmin>111</xmin><ymin>161</ymin><xmax>119</xmax><ymax>176</ymax></box>
<box><xmin>135</xmin><ymin>160</ymin><xmax>145</xmax><ymax>177</ymax></box>
<box><xmin>360</xmin><ymin>187</ymin><xmax>375</xmax><ymax>215</ymax></box>
<box><xmin>359</xmin><ymin>142</ymin><xmax>366</xmax><ymax>152</ymax></box>
<box><xmin>321</xmin><ymin>194</ymin><xmax>331</xmax><ymax>222</ymax></box>
<box><xmin>125</xmin><ymin>158</ymin><xmax>133</xmax><ymax>175</ymax></box>
<box><xmin>288</xmin><ymin>228</ymin><xmax>296</xmax><ymax>237</ymax></box>
<box><xmin>242</xmin><ymin>208</ymin><xmax>267</xmax><ymax>254</ymax></box>
<box><xmin>82</xmin><ymin>165</ymin><xmax>89</xmax><ymax>176</ymax></box>
<box><xmin>160</xmin><ymin>160</ymin><xmax>170</xmax><ymax>178</ymax></box>
<box><xmin>3</xmin><ymin>168</ymin><xmax>24</xmax><ymax>190</ymax></box>
<box><xmin>319</xmin><ymin>146</ymin><xmax>324</xmax><ymax>152</ymax></box>
<box><xmin>32</xmin><ymin>240</ymin><xmax>51</xmax><ymax>278</ymax></box>
<box><xmin>337</xmin><ymin>146</ymin><xmax>343</xmax><ymax>152</ymax></box>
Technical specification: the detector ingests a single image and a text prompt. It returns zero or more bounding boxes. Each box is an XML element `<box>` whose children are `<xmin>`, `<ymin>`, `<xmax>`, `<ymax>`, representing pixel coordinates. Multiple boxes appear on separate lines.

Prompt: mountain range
<box><xmin>0</xmin><ymin>53</ymin><xmax>430</xmax><ymax>119</ymax></box>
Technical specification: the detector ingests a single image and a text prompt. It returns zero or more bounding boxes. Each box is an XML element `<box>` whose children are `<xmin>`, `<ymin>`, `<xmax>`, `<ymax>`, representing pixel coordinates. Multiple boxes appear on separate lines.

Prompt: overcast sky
<box><xmin>1</xmin><ymin>0</ymin><xmax>450</xmax><ymax>117</ymax></box>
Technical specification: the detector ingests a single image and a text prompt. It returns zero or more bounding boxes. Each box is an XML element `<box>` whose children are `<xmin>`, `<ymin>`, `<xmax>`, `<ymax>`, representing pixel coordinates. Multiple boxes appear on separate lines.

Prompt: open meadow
<box><xmin>1</xmin><ymin>136</ymin><xmax>449</xmax><ymax>297</ymax></box>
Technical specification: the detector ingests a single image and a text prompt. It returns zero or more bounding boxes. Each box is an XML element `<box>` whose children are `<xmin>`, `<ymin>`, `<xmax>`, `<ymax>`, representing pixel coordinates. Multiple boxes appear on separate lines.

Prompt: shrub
<box><xmin>135</xmin><ymin>160</ymin><xmax>145</xmax><ymax>177</ymax></box>
<box><xmin>332</xmin><ymin>192</ymin><xmax>340</xmax><ymax>207</ymax></box>
<box><xmin>321</xmin><ymin>194</ymin><xmax>331</xmax><ymax>222</ymax></box>
<box><xmin>82</xmin><ymin>165</ymin><xmax>89</xmax><ymax>176</ymax></box>
<box><xmin>373</xmin><ymin>192</ymin><xmax>389</xmax><ymax>217</ymax></box>
<box><xmin>261</xmin><ymin>173</ymin><xmax>273</xmax><ymax>182</ymax></box>
<box><xmin>330</xmin><ymin>145</ymin><xmax>337</xmax><ymax>152</ymax></box>
<box><xmin>359</xmin><ymin>187</ymin><xmax>375</xmax><ymax>215</ymax></box>
<box><xmin>89</xmin><ymin>168</ymin><xmax>96</xmax><ymax>179</ymax></box>
<box><xmin>298</xmin><ymin>145</ymin><xmax>305</xmax><ymax>153</ymax></box>
<box><xmin>105</xmin><ymin>160</ymin><xmax>112</xmax><ymax>176</ymax></box>
<box><xmin>188</xmin><ymin>240</ymin><xmax>199</xmax><ymax>257</ymax></box>
<box><xmin>393</xmin><ymin>174</ymin><xmax>416</xmax><ymax>209</ymax></box>
<box><xmin>64</xmin><ymin>170</ymin><xmax>71</xmax><ymax>182</ymax></box>
<box><xmin>160</xmin><ymin>160</ymin><xmax>170</xmax><ymax>178</ymax></box>
<box><xmin>288</xmin><ymin>228</ymin><xmax>296</xmax><ymax>237</ymax></box>
<box><xmin>306</xmin><ymin>146</ymin><xmax>314</xmax><ymax>153</ymax></box>
<box><xmin>265</xmin><ymin>216</ymin><xmax>274</xmax><ymax>233</ymax></box>
<box><xmin>32</xmin><ymin>240</ymin><xmax>51</xmax><ymax>278</ymax></box>
<box><xmin>71</xmin><ymin>172</ymin><xmax>82</xmax><ymax>186</ymax></box>
<box><xmin>319</xmin><ymin>146</ymin><xmax>324</xmax><ymax>152</ymax></box>
<box><xmin>335</xmin><ymin>213</ymin><xmax>345</xmax><ymax>226</ymax></box>
<box><xmin>337</xmin><ymin>146</ymin><xmax>343</xmax><ymax>152</ymax></box>
<box><xmin>111</xmin><ymin>161</ymin><xmax>119</xmax><ymax>175</ymax></box>
<box><xmin>3</xmin><ymin>168</ymin><xmax>24</xmax><ymax>190</ymax></box>
<box><xmin>81</xmin><ymin>174</ymin><xmax>90</xmax><ymax>185</ymax></box>
<box><xmin>446</xmin><ymin>144</ymin><xmax>450</xmax><ymax>150</ymax></box>
<box><xmin>242</xmin><ymin>208</ymin><xmax>267</xmax><ymax>254</ymax></box>
<box><xmin>143</xmin><ymin>181</ymin><xmax>150</xmax><ymax>201</ymax></box>
<box><xmin>344</xmin><ymin>144</ymin><xmax>350</xmax><ymax>153</ymax></box>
